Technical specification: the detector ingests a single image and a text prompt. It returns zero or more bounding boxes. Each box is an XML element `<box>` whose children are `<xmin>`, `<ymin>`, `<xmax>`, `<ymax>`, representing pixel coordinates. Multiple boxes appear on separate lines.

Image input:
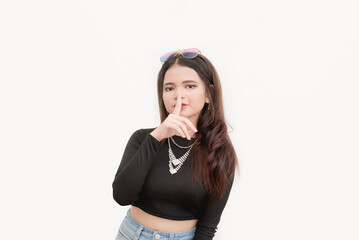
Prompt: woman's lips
<box><xmin>173</xmin><ymin>104</ymin><xmax>188</xmax><ymax>110</ymax></box>
<box><xmin>173</xmin><ymin>104</ymin><xmax>188</xmax><ymax>107</ymax></box>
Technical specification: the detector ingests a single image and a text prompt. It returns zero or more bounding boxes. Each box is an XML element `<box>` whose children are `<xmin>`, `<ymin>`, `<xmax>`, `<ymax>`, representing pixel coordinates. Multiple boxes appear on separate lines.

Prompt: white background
<box><xmin>0</xmin><ymin>0</ymin><xmax>358</xmax><ymax>239</ymax></box>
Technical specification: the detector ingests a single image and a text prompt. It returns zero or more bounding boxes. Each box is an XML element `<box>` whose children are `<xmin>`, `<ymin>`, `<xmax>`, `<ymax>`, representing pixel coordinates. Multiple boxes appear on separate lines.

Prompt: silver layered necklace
<box><xmin>167</xmin><ymin>136</ymin><xmax>194</xmax><ymax>175</ymax></box>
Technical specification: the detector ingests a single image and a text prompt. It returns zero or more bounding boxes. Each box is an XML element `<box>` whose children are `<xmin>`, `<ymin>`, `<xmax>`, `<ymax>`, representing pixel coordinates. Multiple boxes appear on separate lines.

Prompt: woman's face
<box><xmin>163</xmin><ymin>64</ymin><xmax>209</xmax><ymax>127</ymax></box>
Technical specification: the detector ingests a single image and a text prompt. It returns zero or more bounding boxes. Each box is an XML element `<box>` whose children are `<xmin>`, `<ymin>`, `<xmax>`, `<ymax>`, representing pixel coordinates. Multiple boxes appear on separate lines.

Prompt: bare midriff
<box><xmin>130</xmin><ymin>206</ymin><xmax>198</xmax><ymax>233</ymax></box>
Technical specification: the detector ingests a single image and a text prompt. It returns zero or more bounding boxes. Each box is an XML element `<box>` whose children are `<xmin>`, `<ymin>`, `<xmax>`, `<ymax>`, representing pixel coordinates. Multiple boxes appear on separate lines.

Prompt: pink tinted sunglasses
<box><xmin>160</xmin><ymin>48</ymin><xmax>201</xmax><ymax>63</ymax></box>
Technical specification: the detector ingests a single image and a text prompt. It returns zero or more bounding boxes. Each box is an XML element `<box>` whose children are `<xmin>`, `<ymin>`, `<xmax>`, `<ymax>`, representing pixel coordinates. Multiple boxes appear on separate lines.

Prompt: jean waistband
<box><xmin>125</xmin><ymin>209</ymin><xmax>196</xmax><ymax>237</ymax></box>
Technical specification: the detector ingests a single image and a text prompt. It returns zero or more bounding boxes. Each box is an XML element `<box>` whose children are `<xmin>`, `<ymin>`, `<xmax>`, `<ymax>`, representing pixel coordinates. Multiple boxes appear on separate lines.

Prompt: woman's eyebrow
<box><xmin>182</xmin><ymin>80</ymin><xmax>198</xmax><ymax>84</ymax></box>
<box><xmin>164</xmin><ymin>80</ymin><xmax>198</xmax><ymax>86</ymax></box>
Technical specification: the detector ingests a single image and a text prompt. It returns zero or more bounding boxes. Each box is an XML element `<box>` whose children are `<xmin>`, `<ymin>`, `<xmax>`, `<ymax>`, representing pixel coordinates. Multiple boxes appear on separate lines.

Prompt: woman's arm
<box><xmin>194</xmin><ymin>177</ymin><xmax>234</xmax><ymax>240</ymax></box>
<box><xmin>112</xmin><ymin>128</ymin><xmax>160</xmax><ymax>205</ymax></box>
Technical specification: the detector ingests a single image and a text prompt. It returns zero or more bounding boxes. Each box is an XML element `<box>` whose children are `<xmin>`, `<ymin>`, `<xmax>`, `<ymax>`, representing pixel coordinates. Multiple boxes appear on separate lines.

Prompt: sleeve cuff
<box><xmin>147</xmin><ymin>132</ymin><xmax>161</xmax><ymax>144</ymax></box>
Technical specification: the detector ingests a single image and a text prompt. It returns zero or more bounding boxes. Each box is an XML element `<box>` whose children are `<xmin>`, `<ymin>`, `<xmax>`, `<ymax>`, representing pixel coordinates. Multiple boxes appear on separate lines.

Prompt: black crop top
<box><xmin>112</xmin><ymin>128</ymin><xmax>234</xmax><ymax>240</ymax></box>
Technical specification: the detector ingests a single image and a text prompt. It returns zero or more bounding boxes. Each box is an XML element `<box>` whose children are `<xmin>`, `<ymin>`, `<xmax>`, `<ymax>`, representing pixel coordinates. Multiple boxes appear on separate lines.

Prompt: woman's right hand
<box><xmin>150</xmin><ymin>93</ymin><xmax>198</xmax><ymax>141</ymax></box>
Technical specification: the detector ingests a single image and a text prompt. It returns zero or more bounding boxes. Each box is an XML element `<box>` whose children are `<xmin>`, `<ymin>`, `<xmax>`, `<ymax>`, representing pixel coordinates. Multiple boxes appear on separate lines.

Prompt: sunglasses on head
<box><xmin>160</xmin><ymin>48</ymin><xmax>201</xmax><ymax>63</ymax></box>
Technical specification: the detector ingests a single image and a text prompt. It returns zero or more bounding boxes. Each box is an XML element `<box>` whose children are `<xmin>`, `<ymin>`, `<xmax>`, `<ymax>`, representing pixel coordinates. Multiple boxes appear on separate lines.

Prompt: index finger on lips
<box><xmin>173</xmin><ymin>92</ymin><xmax>182</xmax><ymax>116</ymax></box>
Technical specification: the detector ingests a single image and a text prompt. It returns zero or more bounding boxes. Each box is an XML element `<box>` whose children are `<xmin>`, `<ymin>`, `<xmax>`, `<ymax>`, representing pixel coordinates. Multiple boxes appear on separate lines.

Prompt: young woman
<box><xmin>113</xmin><ymin>48</ymin><xmax>238</xmax><ymax>240</ymax></box>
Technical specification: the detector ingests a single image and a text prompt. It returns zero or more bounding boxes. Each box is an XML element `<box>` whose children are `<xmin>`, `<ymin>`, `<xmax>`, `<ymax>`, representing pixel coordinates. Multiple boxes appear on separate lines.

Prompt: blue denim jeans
<box><xmin>115</xmin><ymin>210</ymin><xmax>196</xmax><ymax>240</ymax></box>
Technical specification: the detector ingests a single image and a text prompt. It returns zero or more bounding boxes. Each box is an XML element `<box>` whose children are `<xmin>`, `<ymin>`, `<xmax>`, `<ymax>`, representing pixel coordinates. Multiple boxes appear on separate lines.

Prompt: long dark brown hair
<box><xmin>157</xmin><ymin>52</ymin><xmax>239</xmax><ymax>199</ymax></box>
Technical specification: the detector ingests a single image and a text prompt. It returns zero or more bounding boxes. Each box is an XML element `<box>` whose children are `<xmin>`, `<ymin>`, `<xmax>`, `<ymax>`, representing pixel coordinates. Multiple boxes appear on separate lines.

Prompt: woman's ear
<box><xmin>205</xmin><ymin>84</ymin><xmax>214</xmax><ymax>103</ymax></box>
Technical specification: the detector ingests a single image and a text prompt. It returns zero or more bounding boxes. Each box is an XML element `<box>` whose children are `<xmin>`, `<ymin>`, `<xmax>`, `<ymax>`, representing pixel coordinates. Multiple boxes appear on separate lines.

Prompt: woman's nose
<box><xmin>175</xmin><ymin>90</ymin><xmax>184</xmax><ymax>99</ymax></box>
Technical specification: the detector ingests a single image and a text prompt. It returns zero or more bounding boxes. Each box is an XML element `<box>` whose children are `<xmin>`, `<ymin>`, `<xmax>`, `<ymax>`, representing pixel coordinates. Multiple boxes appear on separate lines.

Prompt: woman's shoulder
<box><xmin>124</xmin><ymin>127</ymin><xmax>158</xmax><ymax>146</ymax></box>
<box><xmin>135</xmin><ymin>127</ymin><xmax>156</xmax><ymax>134</ymax></box>
<box><xmin>130</xmin><ymin>127</ymin><xmax>157</xmax><ymax>139</ymax></box>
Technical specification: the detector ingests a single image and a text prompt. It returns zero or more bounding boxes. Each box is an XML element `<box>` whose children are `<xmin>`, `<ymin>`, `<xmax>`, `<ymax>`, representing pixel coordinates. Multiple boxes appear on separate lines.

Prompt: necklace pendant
<box><xmin>170</xmin><ymin>169</ymin><xmax>177</xmax><ymax>175</ymax></box>
<box><xmin>171</xmin><ymin>159</ymin><xmax>181</xmax><ymax>166</ymax></box>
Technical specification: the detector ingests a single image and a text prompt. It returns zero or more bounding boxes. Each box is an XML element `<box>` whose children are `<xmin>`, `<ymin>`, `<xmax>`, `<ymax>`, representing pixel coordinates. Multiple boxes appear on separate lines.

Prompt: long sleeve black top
<box><xmin>112</xmin><ymin>128</ymin><xmax>233</xmax><ymax>240</ymax></box>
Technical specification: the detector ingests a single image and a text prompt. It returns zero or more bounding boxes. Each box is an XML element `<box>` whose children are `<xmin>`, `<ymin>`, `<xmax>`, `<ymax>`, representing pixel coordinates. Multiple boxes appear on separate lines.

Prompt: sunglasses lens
<box><xmin>182</xmin><ymin>48</ymin><xmax>199</xmax><ymax>58</ymax></box>
<box><xmin>160</xmin><ymin>51</ymin><xmax>177</xmax><ymax>62</ymax></box>
<box><xmin>160</xmin><ymin>48</ymin><xmax>200</xmax><ymax>62</ymax></box>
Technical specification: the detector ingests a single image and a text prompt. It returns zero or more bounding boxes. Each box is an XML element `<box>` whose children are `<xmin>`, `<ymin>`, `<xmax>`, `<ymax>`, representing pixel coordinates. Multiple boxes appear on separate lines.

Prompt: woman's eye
<box><xmin>186</xmin><ymin>85</ymin><xmax>196</xmax><ymax>89</ymax></box>
<box><xmin>164</xmin><ymin>87</ymin><xmax>174</xmax><ymax>91</ymax></box>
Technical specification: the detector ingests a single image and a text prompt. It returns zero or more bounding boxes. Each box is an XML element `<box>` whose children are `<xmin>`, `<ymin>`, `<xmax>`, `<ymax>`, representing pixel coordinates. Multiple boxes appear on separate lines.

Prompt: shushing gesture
<box><xmin>150</xmin><ymin>92</ymin><xmax>198</xmax><ymax>141</ymax></box>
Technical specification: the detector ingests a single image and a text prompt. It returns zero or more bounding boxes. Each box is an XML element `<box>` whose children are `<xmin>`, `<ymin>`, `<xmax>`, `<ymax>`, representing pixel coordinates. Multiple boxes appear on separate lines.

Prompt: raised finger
<box><xmin>173</xmin><ymin>91</ymin><xmax>182</xmax><ymax>116</ymax></box>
